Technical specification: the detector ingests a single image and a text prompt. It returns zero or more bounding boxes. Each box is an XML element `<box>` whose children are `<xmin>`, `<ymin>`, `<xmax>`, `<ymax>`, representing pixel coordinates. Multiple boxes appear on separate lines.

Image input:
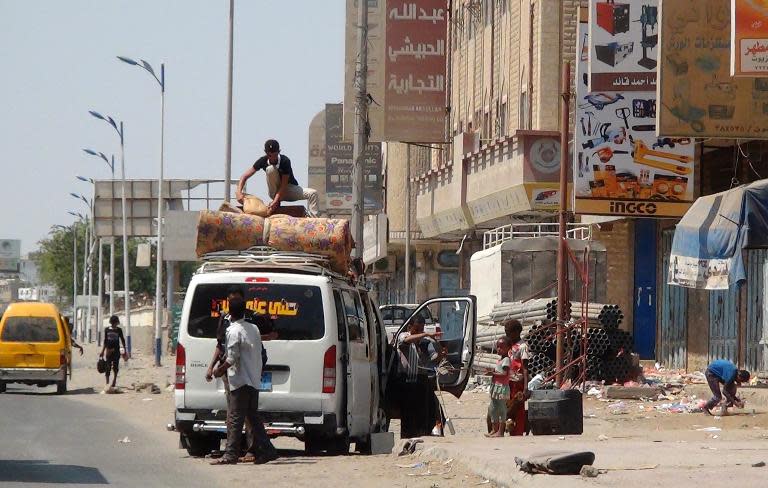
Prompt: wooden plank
<box><xmin>604</xmin><ymin>385</ymin><xmax>662</xmax><ymax>400</ymax></box>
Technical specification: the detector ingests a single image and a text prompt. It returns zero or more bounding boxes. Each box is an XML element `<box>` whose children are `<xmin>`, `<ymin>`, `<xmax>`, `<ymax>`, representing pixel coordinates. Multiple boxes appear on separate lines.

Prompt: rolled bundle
<box><xmin>196</xmin><ymin>210</ymin><xmax>266</xmax><ymax>256</ymax></box>
<box><xmin>265</xmin><ymin>216</ymin><xmax>352</xmax><ymax>274</ymax></box>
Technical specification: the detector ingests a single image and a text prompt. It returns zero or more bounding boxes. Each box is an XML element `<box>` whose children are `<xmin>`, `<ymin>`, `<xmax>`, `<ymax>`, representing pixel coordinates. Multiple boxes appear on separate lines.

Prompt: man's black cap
<box><xmin>264</xmin><ymin>139</ymin><xmax>280</xmax><ymax>153</ymax></box>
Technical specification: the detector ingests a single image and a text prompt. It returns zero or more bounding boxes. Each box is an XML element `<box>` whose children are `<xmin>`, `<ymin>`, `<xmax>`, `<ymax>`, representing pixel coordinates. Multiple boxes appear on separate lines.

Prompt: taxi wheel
<box><xmin>56</xmin><ymin>377</ymin><xmax>67</xmax><ymax>395</ymax></box>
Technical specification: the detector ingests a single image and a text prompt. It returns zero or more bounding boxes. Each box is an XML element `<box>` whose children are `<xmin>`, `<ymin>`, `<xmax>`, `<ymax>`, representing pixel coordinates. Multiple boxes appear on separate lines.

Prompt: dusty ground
<box><xmin>62</xmin><ymin>344</ymin><xmax>768</xmax><ymax>487</ymax></box>
<box><xmin>64</xmin><ymin>343</ymin><xmax>498</xmax><ymax>488</ymax></box>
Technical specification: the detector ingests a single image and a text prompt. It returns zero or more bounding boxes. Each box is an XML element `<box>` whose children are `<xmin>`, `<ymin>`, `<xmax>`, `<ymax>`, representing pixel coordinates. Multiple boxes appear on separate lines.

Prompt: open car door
<box><xmin>386</xmin><ymin>295</ymin><xmax>476</xmax><ymax>399</ymax></box>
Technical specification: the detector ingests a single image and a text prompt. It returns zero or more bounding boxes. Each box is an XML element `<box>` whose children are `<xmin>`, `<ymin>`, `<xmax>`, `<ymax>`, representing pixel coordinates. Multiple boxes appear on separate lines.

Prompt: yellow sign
<box><xmin>574</xmin><ymin>198</ymin><xmax>692</xmax><ymax>217</ymax></box>
<box><xmin>659</xmin><ymin>0</ymin><xmax>768</xmax><ymax>138</ymax></box>
<box><xmin>211</xmin><ymin>299</ymin><xmax>298</xmax><ymax>318</ymax></box>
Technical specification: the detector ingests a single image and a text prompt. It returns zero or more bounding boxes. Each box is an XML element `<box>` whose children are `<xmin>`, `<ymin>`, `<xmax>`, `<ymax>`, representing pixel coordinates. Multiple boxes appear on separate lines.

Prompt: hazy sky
<box><xmin>0</xmin><ymin>0</ymin><xmax>344</xmax><ymax>254</ymax></box>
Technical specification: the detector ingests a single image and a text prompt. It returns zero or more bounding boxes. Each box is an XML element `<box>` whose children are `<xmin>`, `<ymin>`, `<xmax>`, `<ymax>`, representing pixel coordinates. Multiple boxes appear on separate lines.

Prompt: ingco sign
<box><xmin>609</xmin><ymin>201</ymin><xmax>657</xmax><ymax>215</ymax></box>
<box><xmin>574</xmin><ymin>199</ymin><xmax>691</xmax><ymax>218</ymax></box>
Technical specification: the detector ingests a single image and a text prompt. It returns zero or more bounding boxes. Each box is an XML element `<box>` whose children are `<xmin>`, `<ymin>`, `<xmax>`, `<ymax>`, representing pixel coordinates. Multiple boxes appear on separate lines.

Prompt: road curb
<box><xmin>419</xmin><ymin>443</ymin><xmax>517</xmax><ymax>488</ymax></box>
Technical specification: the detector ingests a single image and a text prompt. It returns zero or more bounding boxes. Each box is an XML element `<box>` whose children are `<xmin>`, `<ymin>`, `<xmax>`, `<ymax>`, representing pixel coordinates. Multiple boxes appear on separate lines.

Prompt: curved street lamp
<box><xmin>89</xmin><ymin>110</ymin><xmax>132</xmax><ymax>353</ymax></box>
<box><xmin>83</xmin><ymin>148</ymin><xmax>116</xmax><ymax>319</ymax></box>
<box><xmin>118</xmin><ymin>55</ymin><xmax>166</xmax><ymax>366</ymax></box>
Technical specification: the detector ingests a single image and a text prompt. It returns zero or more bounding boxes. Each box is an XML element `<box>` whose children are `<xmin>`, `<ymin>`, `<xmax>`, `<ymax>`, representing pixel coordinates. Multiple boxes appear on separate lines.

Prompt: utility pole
<box><xmin>351</xmin><ymin>0</ymin><xmax>368</xmax><ymax>260</ymax></box>
<box><xmin>405</xmin><ymin>144</ymin><xmax>411</xmax><ymax>302</ymax></box>
<box><xmin>224</xmin><ymin>0</ymin><xmax>234</xmax><ymax>203</ymax></box>
<box><xmin>555</xmin><ymin>61</ymin><xmax>571</xmax><ymax>387</ymax></box>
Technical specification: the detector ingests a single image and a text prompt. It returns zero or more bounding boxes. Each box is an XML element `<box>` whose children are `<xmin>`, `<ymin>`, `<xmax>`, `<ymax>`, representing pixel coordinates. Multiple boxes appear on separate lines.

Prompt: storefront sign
<box><xmin>659</xmin><ymin>0</ymin><xmax>768</xmax><ymax>138</ymax></box>
<box><xmin>731</xmin><ymin>0</ymin><xmax>768</xmax><ymax>76</ymax></box>
<box><xmin>575</xmin><ymin>19</ymin><xmax>695</xmax><ymax>218</ymax></box>
<box><xmin>589</xmin><ymin>0</ymin><xmax>659</xmax><ymax>91</ymax></box>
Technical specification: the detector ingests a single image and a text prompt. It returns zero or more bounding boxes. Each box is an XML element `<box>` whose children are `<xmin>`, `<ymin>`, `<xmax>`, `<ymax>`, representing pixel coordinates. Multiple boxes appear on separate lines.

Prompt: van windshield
<box><xmin>1</xmin><ymin>316</ymin><xmax>60</xmax><ymax>343</ymax></box>
<box><xmin>188</xmin><ymin>283</ymin><xmax>325</xmax><ymax>340</ymax></box>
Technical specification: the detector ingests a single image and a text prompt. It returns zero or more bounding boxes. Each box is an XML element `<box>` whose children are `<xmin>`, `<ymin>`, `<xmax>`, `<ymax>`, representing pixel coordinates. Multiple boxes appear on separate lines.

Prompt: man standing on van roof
<box><xmin>211</xmin><ymin>295</ymin><xmax>279</xmax><ymax>465</ymax></box>
<box><xmin>236</xmin><ymin>139</ymin><xmax>320</xmax><ymax>217</ymax></box>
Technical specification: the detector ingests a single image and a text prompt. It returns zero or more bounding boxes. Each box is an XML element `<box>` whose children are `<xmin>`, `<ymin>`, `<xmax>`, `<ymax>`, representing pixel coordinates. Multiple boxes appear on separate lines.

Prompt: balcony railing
<box><xmin>483</xmin><ymin>223</ymin><xmax>593</xmax><ymax>249</ymax></box>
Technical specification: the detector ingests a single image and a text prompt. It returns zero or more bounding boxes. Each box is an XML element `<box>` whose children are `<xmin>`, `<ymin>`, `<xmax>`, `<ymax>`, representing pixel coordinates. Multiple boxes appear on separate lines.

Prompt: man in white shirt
<box><xmin>211</xmin><ymin>296</ymin><xmax>278</xmax><ymax>465</ymax></box>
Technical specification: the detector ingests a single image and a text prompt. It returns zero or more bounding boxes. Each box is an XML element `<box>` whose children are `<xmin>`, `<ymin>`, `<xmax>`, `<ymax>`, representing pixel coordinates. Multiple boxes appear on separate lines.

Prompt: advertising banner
<box><xmin>589</xmin><ymin>0</ymin><xmax>659</xmax><ymax>92</ymax></box>
<box><xmin>659</xmin><ymin>0</ymin><xmax>768</xmax><ymax>138</ymax></box>
<box><xmin>383</xmin><ymin>1</ymin><xmax>447</xmax><ymax>142</ymax></box>
<box><xmin>325</xmin><ymin>103</ymin><xmax>383</xmax><ymax>212</ymax></box>
<box><xmin>731</xmin><ymin>0</ymin><xmax>768</xmax><ymax>76</ymax></box>
<box><xmin>0</xmin><ymin>239</ymin><xmax>21</xmax><ymax>272</ymax></box>
<box><xmin>344</xmin><ymin>0</ymin><xmax>447</xmax><ymax>143</ymax></box>
<box><xmin>668</xmin><ymin>255</ymin><xmax>731</xmax><ymax>290</ymax></box>
<box><xmin>575</xmin><ymin>19</ymin><xmax>695</xmax><ymax>218</ymax></box>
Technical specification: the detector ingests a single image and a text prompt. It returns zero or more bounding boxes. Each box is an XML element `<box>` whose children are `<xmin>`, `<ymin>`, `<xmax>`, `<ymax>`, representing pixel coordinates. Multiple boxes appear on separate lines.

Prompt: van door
<box><xmin>340</xmin><ymin>289</ymin><xmax>373</xmax><ymax>438</ymax></box>
<box><xmin>387</xmin><ymin>296</ymin><xmax>477</xmax><ymax>398</ymax></box>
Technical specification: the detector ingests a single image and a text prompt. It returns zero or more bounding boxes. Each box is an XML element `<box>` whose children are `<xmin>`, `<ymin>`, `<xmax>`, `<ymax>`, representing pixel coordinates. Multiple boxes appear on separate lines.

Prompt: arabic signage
<box><xmin>343</xmin><ymin>1</ymin><xmax>447</xmax><ymax>143</ymax></box>
<box><xmin>325</xmin><ymin>103</ymin><xmax>383</xmax><ymax>212</ymax></box>
<box><xmin>575</xmin><ymin>19</ymin><xmax>695</xmax><ymax>218</ymax></box>
<box><xmin>211</xmin><ymin>298</ymin><xmax>299</xmax><ymax>318</ymax></box>
<box><xmin>384</xmin><ymin>1</ymin><xmax>447</xmax><ymax>142</ymax></box>
<box><xmin>659</xmin><ymin>0</ymin><xmax>768</xmax><ymax>138</ymax></box>
<box><xmin>589</xmin><ymin>0</ymin><xmax>659</xmax><ymax>91</ymax></box>
<box><xmin>0</xmin><ymin>239</ymin><xmax>21</xmax><ymax>272</ymax></box>
<box><xmin>668</xmin><ymin>254</ymin><xmax>731</xmax><ymax>290</ymax></box>
<box><xmin>731</xmin><ymin>0</ymin><xmax>768</xmax><ymax>76</ymax></box>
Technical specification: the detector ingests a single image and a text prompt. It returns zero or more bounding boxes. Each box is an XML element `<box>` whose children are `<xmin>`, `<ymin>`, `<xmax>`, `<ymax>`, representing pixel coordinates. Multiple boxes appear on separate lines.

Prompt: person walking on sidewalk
<box><xmin>210</xmin><ymin>295</ymin><xmax>278</xmax><ymax>465</ymax></box>
<box><xmin>99</xmin><ymin>315</ymin><xmax>127</xmax><ymax>392</ymax></box>
<box><xmin>703</xmin><ymin>359</ymin><xmax>750</xmax><ymax>415</ymax></box>
<box><xmin>236</xmin><ymin>139</ymin><xmax>319</xmax><ymax>217</ymax></box>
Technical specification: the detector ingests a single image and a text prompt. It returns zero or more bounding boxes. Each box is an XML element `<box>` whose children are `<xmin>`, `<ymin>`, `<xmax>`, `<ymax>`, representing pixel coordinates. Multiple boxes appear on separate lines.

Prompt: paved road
<box><xmin>0</xmin><ymin>384</ymin><xmax>218</xmax><ymax>488</ymax></box>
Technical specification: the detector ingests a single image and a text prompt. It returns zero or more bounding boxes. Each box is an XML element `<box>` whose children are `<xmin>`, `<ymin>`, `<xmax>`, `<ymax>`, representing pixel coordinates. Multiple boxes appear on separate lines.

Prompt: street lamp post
<box><xmin>67</xmin><ymin>211</ymin><xmax>86</xmax><ymax>338</ymax></box>
<box><xmin>118</xmin><ymin>56</ymin><xmax>166</xmax><ymax>367</ymax></box>
<box><xmin>83</xmin><ymin>150</ymin><xmax>116</xmax><ymax>319</ymax></box>
<box><xmin>67</xmin><ymin>211</ymin><xmax>87</xmax><ymax>340</ymax></box>
<box><xmin>88</xmin><ymin>112</ymin><xmax>131</xmax><ymax>354</ymax></box>
<box><xmin>70</xmin><ymin>193</ymin><xmax>94</xmax><ymax>342</ymax></box>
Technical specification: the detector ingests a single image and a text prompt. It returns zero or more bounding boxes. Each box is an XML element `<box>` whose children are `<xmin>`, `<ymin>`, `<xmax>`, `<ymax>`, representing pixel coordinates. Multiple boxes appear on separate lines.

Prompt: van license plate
<box><xmin>260</xmin><ymin>372</ymin><xmax>272</xmax><ymax>392</ymax></box>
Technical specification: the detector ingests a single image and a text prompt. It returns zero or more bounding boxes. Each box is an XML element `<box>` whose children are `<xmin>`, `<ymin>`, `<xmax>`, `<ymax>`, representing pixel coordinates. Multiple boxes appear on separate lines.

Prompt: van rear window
<box><xmin>188</xmin><ymin>283</ymin><xmax>325</xmax><ymax>340</ymax></box>
<box><xmin>1</xmin><ymin>317</ymin><xmax>60</xmax><ymax>343</ymax></box>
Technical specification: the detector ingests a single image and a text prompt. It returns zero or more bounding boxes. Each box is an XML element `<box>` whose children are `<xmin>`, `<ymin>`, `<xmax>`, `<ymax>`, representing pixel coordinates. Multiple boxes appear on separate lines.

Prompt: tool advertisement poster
<box><xmin>589</xmin><ymin>0</ymin><xmax>660</xmax><ymax>91</ymax></box>
<box><xmin>575</xmin><ymin>20</ymin><xmax>696</xmax><ymax>218</ymax></box>
<box><xmin>659</xmin><ymin>0</ymin><xmax>768</xmax><ymax>138</ymax></box>
<box><xmin>731</xmin><ymin>0</ymin><xmax>768</xmax><ymax>77</ymax></box>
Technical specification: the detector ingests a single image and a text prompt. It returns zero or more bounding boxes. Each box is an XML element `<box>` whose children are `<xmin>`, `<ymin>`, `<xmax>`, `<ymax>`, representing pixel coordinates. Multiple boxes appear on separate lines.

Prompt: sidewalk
<box><xmin>413</xmin><ymin>387</ymin><xmax>768</xmax><ymax>488</ymax></box>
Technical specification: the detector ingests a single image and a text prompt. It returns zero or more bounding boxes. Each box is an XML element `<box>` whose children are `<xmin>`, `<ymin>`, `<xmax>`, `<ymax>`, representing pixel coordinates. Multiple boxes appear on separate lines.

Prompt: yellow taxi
<box><xmin>0</xmin><ymin>302</ymin><xmax>71</xmax><ymax>394</ymax></box>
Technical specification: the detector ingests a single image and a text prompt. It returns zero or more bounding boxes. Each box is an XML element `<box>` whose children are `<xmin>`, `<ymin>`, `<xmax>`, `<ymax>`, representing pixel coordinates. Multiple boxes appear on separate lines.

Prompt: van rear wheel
<box><xmin>181</xmin><ymin>433</ymin><xmax>220</xmax><ymax>457</ymax></box>
<box><xmin>56</xmin><ymin>377</ymin><xmax>67</xmax><ymax>395</ymax></box>
<box><xmin>0</xmin><ymin>382</ymin><xmax>5</xmax><ymax>393</ymax></box>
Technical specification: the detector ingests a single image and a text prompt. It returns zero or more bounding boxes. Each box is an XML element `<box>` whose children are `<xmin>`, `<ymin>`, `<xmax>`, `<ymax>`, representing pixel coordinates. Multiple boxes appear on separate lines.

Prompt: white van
<box><xmin>173</xmin><ymin>250</ymin><xmax>476</xmax><ymax>456</ymax></box>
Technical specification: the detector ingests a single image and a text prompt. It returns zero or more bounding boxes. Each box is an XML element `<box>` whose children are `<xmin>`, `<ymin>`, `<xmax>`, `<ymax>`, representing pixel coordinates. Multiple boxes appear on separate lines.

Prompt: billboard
<box><xmin>0</xmin><ymin>239</ymin><xmax>21</xmax><ymax>272</ymax></box>
<box><xmin>325</xmin><ymin>103</ymin><xmax>383</xmax><ymax>212</ymax></box>
<box><xmin>575</xmin><ymin>18</ymin><xmax>695</xmax><ymax>218</ymax></box>
<box><xmin>383</xmin><ymin>0</ymin><xmax>447</xmax><ymax>142</ymax></box>
<box><xmin>344</xmin><ymin>0</ymin><xmax>447</xmax><ymax>143</ymax></box>
<box><xmin>659</xmin><ymin>0</ymin><xmax>768</xmax><ymax>138</ymax></box>
<box><xmin>307</xmin><ymin>109</ymin><xmax>328</xmax><ymax>213</ymax></box>
<box><xmin>589</xmin><ymin>0</ymin><xmax>659</xmax><ymax>91</ymax></box>
<box><xmin>731</xmin><ymin>0</ymin><xmax>768</xmax><ymax>76</ymax></box>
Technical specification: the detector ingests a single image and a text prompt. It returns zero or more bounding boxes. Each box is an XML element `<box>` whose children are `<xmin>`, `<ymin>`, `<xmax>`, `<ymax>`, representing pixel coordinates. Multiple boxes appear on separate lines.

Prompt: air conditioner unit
<box><xmin>372</xmin><ymin>255</ymin><xmax>396</xmax><ymax>274</ymax></box>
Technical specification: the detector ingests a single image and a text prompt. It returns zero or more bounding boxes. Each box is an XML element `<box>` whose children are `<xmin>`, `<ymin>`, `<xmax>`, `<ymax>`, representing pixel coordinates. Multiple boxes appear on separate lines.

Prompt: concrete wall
<box><xmin>591</xmin><ymin>220</ymin><xmax>634</xmax><ymax>331</ymax></box>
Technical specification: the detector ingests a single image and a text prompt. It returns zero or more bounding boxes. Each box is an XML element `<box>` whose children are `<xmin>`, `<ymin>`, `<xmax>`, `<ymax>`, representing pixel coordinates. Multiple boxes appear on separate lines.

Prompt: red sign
<box><xmin>384</xmin><ymin>1</ymin><xmax>447</xmax><ymax>142</ymax></box>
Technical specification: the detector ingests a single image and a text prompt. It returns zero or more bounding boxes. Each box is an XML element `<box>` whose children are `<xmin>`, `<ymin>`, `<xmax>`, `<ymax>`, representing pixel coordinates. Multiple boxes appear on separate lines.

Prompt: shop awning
<box><xmin>669</xmin><ymin>179</ymin><xmax>768</xmax><ymax>290</ymax></box>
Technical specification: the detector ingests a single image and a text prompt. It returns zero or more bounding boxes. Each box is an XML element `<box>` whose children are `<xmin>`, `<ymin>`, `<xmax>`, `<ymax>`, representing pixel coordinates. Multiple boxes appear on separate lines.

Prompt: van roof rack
<box><xmin>197</xmin><ymin>247</ymin><xmax>345</xmax><ymax>278</ymax></box>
